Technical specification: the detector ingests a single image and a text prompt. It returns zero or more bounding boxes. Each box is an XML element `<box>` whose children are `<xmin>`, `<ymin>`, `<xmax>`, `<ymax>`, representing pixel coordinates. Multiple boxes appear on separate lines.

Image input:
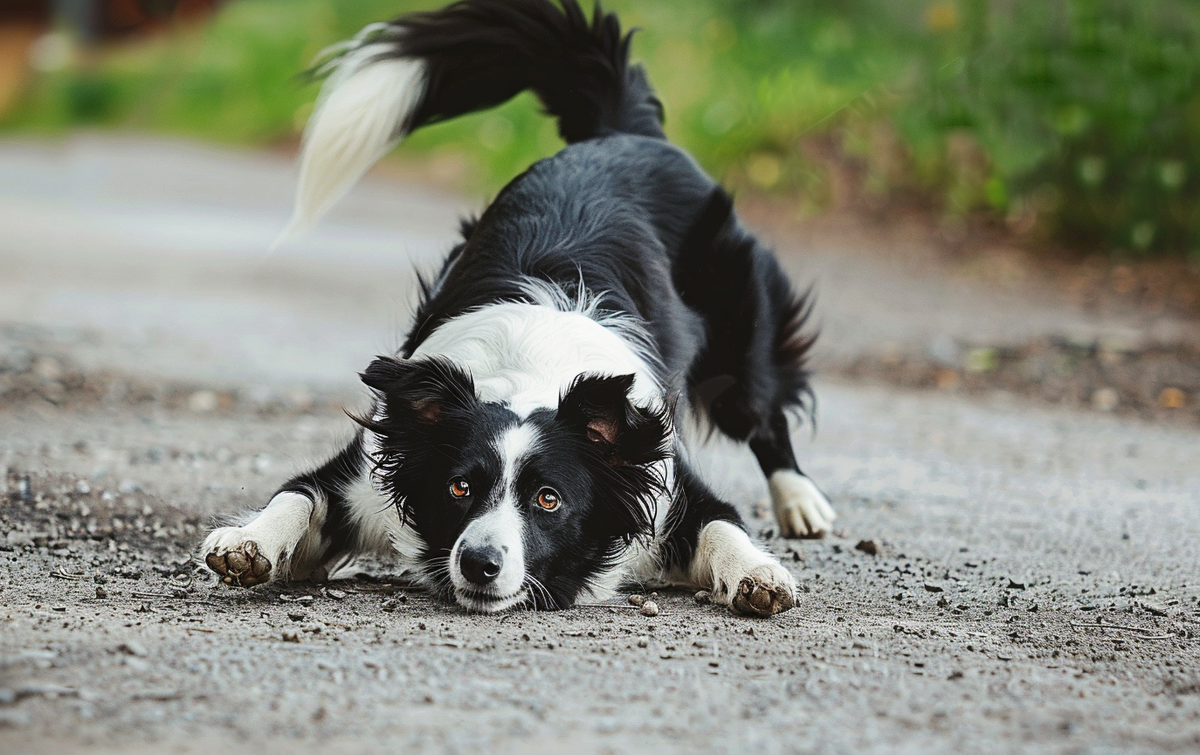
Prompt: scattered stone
<box><xmin>855</xmin><ymin>540</ymin><xmax>879</xmax><ymax>556</ymax></box>
<box><xmin>693</xmin><ymin>590</ymin><xmax>711</xmax><ymax>604</ymax></box>
<box><xmin>627</xmin><ymin>594</ymin><xmax>645</xmax><ymax>607</ymax></box>
<box><xmin>381</xmin><ymin>599</ymin><xmax>400</xmax><ymax>612</ymax></box>
<box><xmin>281</xmin><ymin>630</ymin><xmax>300</xmax><ymax>643</ymax></box>
<box><xmin>1006</xmin><ymin>579</ymin><xmax>1026</xmax><ymax>590</ymax></box>
<box><xmin>187</xmin><ymin>390</ymin><xmax>219</xmax><ymax>413</ymax></box>
<box><xmin>287</xmin><ymin>612</ymin><xmax>307</xmax><ymax>622</ymax></box>
<box><xmin>1091</xmin><ymin>387</ymin><xmax>1120</xmax><ymax>412</ymax></box>
<box><xmin>95</xmin><ymin>586</ymin><xmax>107</xmax><ymax>599</ymax></box>
<box><xmin>636</xmin><ymin>636</ymin><xmax>649</xmax><ymax>648</ymax></box>
<box><xmin>639</xmin><ymin>601</ymin><xmax>660</xmax><ymax>617</ymax></box>
<box><xmin>1159</xmin><ymin>387</ymin><xmax>1187</xmax><ymax>409</ymax></box>
<box><xmin>964</xmin><ymin>347</ymin><xmax>999</xmax><ymax>373</ymax></box>
<box><xmin>117</xmin><ymin>641</ymin><xmax>148</xmax><ymax>657</ymax></box>
<box><xmin>1140</xmin><ymin>599</ymin><xmax>1170</xmax><ymax>617</ymax></box>
<box><xmin>923</xmin><ymin>582</ymin><xmax>945</xmax><ymax>593</ymax></box>
<box><xmin>130</xmin><ymin>689</ymin><xmax>181</xmax><ymax>702</ymax></box>
<box><xmin>947</xmin><ymin>671</ymin><xmax>964</xmax><ymax>681</ymax></box>
<box><xmin>324</xmin><ymin>588</ymin><xmax>347</xmax><ymax>600</ymax></box>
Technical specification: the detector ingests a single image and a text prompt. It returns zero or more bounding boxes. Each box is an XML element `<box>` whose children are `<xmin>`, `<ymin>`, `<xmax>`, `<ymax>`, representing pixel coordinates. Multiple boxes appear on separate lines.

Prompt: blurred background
<box><xmin>2</xmin><ymin>0</ymin><xmax>1199</xmax><ymax>258</ymax></box>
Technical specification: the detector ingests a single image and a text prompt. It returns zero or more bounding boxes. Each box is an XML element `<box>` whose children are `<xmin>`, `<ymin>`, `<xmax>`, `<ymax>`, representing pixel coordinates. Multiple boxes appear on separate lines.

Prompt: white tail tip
<box><xmin>275</xmin><ymin>48</ymin><xmax>426</xmax><ymax>249</ymax></box>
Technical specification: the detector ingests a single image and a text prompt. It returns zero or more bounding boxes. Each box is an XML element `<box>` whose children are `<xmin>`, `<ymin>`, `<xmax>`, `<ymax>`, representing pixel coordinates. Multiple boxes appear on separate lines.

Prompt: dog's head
<box><xmin>360</xmin><ymin>356</ymin><xmax>670</xmax><ymax>611</ymax></box>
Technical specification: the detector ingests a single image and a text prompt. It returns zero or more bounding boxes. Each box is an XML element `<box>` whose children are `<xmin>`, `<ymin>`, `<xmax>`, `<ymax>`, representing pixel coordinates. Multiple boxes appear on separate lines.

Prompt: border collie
<box><xmin>201</xmin><ymin>0</ymin><xmax>836</xmax><ymax>616</ymax></box>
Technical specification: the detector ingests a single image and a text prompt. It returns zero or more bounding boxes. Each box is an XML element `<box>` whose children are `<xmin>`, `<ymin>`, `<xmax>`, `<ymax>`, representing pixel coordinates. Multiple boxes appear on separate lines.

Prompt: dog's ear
<box><xmin>361</xmin><ymin>356</ymin><xmax>476</xmax><ymax>426</ymax></box>
<box><xmin>557</xmin><ymin>374</ymin><xmax>669</xmax><ymax>466</ymax></box>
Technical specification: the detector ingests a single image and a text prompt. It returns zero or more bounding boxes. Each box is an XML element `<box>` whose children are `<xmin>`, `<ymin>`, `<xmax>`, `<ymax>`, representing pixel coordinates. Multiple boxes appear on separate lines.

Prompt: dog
<box><xmin>200</xmin><ymin>0</ymin><xmax>836</xmax><ymax>616</ymax></box>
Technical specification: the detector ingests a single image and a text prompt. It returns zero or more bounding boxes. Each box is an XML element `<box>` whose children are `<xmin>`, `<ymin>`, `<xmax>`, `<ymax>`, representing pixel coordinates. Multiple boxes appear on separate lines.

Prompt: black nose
<box><xmin>459</xmin><ymin>546</ymin><xmax>503</xmax><ymax>586</ymax></box>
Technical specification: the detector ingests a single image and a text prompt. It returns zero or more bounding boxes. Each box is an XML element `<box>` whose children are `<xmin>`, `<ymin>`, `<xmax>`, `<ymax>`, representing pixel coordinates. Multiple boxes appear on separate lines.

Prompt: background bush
<box><xmin>4</xmin><ymin>0</ymin><xmax>1198</xmax><ymax>258</ymax></box>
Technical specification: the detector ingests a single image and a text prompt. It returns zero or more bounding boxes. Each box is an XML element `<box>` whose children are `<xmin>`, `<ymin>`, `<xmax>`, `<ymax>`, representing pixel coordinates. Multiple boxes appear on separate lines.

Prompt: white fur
<box><xmin>768</xmin><ymin>470</ymin><xmax>836</xmax><ymax>537</ymax></box>
<box><xmin>412</xmin><ymin>302</ymin><xmax>662</xmax><ymax>417</ymax></box>
<box><xmin>201</xmin><ymin>491</ymin><xmax>322</xmax><ymax>581</ymax></box>
<box><xmin>340</xmin><ymin>473</ymin><xmax>426</xmax><ymax>561</ymax></box>
<box><xmin>514</xmin><ymin>276</ymin><xmax>664</xmax><ymax>374</ymax></box>
<box><xmin>689</xmin><ymin>520</ymin><xmax>795</xmax><ymax>607</ymax></box>
<box><xmin>275</xmin><ymin>48</ymin><xmax>425</xmax><ymax>247</ymax></box>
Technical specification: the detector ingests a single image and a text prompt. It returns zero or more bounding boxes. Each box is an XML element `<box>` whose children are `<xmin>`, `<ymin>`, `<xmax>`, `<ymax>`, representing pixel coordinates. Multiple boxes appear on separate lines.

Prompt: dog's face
<box><xmin>361</xmin><ymin>356</ymin><xmax>669</xmax><ymax>611</ymax></box>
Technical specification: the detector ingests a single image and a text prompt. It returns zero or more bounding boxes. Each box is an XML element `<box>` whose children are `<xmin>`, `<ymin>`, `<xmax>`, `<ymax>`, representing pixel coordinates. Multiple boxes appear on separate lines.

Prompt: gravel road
<box><xmin>1</xmin><ymin>136</ymin><xmax>1197</xmax><ymax>754</ymax></box>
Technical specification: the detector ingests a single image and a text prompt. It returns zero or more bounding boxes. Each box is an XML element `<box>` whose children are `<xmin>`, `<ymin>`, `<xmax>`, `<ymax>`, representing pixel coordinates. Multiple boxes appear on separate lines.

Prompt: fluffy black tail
<box><xmin>278</xmin><ymin>0</ymin><xmax>663</xmax><ymax>244</ymax></box>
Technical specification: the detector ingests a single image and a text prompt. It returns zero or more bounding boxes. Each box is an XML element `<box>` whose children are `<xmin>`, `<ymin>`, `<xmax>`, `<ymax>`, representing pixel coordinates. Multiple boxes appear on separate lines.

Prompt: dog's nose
<box><xmin>459</xmin><ymin>546</ymin><xmax>503</xmax><ymax>586</ymax></box>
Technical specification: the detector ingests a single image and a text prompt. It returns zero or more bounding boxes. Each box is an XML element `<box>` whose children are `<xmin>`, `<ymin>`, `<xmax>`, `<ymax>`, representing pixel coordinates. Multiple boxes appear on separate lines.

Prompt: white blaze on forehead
<box><xmin>495</xmin><ymin>422</ymin><xmax>540</xmax><ymax>501</ymax></box>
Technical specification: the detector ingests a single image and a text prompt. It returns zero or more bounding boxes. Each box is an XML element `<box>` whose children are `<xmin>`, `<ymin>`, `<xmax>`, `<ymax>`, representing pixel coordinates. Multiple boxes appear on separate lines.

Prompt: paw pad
<box><xmin>205</xmin><ymin>541</ymin><xmax>272</xmax><ymax>587</ymax></box>
<box><xmin>731</xmin><ymin>568</ymin><xmax>795</xmax><ymax>617</ymax></box>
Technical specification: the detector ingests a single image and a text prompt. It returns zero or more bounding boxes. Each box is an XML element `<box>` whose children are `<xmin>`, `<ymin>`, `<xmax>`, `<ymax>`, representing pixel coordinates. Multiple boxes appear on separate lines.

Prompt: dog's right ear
<box><xmin>360</xmin><ymin>356</ymin><xmax>476</xmax><ymax>427</ymax></box>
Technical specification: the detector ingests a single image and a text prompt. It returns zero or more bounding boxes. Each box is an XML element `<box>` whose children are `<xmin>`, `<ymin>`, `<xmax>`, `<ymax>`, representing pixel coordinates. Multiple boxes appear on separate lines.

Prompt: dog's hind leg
<box><xmin>749</xmin><ymin>410</ymin><xmax>836</xmax><ymax>539</ymax></box>
<box><xmin>201</xmin><ymin>433</ymin><xmax>389</xmax><ymax>587</ymax></box>
<box><xmin>677</xmin><ymin>187</ymin><xmax>834</xmax><ymax>537</ymax></box>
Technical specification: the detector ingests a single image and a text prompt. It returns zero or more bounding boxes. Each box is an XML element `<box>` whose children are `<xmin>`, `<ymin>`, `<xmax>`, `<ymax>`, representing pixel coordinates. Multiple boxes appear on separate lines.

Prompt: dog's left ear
<box><xmin>557</xmin><ymin>374</ymin><xmax>668</xmax><ymax>466</ymax></box>
<box><xmin>360</xmin><ymin>355</ymin><xmax>477</xmax><ymax>427</ymax></box>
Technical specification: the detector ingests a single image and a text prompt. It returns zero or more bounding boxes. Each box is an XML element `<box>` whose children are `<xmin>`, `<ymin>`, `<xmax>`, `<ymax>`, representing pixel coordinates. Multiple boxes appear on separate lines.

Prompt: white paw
<box><xmin>769</xmin><ymin>470</ymin><xmax>836</xmax><ymax>538</ymax></box>
<box><xmin>201</xmin><ymin>527</ymin><xmax>273</xmax><ymax>587</ymax></box>
<box><xmin>693</xmin><ymin>521</ymin><xmax>798</xmax><ymax>617</ymax></box>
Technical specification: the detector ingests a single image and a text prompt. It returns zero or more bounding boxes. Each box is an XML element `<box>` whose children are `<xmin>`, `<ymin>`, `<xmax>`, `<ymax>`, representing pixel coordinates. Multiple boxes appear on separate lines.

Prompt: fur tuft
<box><xmin>275</xmin><ymin>51</ymin><xmax>425</xmax><ymax>247</ymax></box>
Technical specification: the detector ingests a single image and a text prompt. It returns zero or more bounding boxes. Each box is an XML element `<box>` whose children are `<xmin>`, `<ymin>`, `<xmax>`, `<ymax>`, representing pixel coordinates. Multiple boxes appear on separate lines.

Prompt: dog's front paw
<box><xmin>202</xmin><ymin>529</ymin><xmax>273</xmax><ymax>587</ymax></box>
<box><xmin>730</xmin><ymin>563</ymin><xmax>796</xmax><ymax>617</ymax></box>
<box><xmin>769</xmin><ymin>470</ymin><xmax>836</xmax><ymax>538</ymax></box>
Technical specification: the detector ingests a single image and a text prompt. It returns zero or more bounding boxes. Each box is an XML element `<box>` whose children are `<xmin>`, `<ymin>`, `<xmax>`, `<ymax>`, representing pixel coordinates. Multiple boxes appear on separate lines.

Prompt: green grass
<box><xmin>5</xmin><ymin>0</ymin><xmax>1199</xmax><ymax>258</ymax></box>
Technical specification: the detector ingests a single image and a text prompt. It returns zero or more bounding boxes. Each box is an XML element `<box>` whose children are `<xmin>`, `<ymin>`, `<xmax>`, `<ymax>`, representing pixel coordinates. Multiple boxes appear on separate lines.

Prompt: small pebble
<box><xmin>1091</xmin><ymin>387</ymin><xmax>1119</xmax><ymax>412</ymax></box>
<box><xmin>117</xmin><ymin>641</ymin><xmax>147</xmax><ymax>657</ymax></box>
<box><xmin>639</xmin><ymin>601</ymin><xmax>659</xmax><ymax>617</ymax></box>
<box><xmin>1159</xmin><ymin>387</ymin><xmax>1187</xmax><ymax>409</ymax></box>
<box><xmin>188</xmin><ymin>390</ymin><xmax>219</xmax><ymax>413</ymax></box>
<box><xmin>855</xmin><ymin>540</ymin><xmax>879</xmax><ymax>556</ymax></box>
<box><xmin>693</xmin><ymin>590</ymin><xmax>711</xmax><ymax>604</ymax></box>
<box><xmin>627</xmin><ymin>594</ymin><xmax>645</xmax><ymax>607</ymax></box>
<box><xmin>381</xmin><ymin>599</ymin><xmax>400</xmax><ymax>612</ymax></box>
<box><xmin>281</xmin><ymin>630</ymin><xmax>300</xmax><ymax>643</ymax></box>
<box><xmin>95</xmin><ymin>586</ymin><xmax>107</xmax><ymax>599</ymax></box>
<box><xmin>636</xmin><ymin>636</ymin><xmax>649</xmax><ymax>648</ymax></box>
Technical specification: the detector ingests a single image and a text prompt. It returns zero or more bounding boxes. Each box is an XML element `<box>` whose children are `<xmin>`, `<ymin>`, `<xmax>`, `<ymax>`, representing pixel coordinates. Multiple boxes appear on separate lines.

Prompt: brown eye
<box><xmin>536</xmin><ymin>488</ymin><xmax>561</xmax><ymax>511</ymax></box>
<box><xmin>449</xmin><ymin>479</ymin><xmax>470</xmax><ymax>498</ymax></box>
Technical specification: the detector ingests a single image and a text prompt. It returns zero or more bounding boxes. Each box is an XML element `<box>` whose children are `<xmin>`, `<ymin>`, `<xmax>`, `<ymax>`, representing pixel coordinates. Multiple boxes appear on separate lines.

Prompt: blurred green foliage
<box><xmin>4</xmin><ymin>0</ymin><xmax>1199</xmax><ymax>257</ymax></box>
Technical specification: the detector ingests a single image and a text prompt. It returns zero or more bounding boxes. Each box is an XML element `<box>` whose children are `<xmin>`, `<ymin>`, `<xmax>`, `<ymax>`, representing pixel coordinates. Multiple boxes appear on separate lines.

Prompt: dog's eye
<box><xmin>449</xmin><ymin>479</ymin><xmax>471</xmax><ymax>498</ymax></box>
<box><xmin>536</xmin><ymin>488</ymin><xmax>561</xmax><ymax>511</ymax></box>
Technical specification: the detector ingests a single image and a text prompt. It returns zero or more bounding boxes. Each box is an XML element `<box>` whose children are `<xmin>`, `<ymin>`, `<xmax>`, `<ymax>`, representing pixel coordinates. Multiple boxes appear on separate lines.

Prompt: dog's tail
<box><xmin>276</xmin><ymin>0</ymin><xmax>663</xmax><ymax>245</ymax></box>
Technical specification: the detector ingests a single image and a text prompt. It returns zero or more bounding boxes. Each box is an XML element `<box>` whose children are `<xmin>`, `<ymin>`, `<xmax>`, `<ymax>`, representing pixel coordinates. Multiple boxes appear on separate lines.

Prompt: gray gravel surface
<box><xmin>1</xmin><ymin>136</ymin><xmax>1198</xmax><ymax>754</ymax></box>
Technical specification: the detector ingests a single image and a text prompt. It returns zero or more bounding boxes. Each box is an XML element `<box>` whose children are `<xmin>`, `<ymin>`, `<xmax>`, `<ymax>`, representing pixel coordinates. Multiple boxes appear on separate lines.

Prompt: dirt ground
<box><xmin>1</xmin><ymin>136</ymin><xmax>1199</xmax><ymax>754</ymax></box>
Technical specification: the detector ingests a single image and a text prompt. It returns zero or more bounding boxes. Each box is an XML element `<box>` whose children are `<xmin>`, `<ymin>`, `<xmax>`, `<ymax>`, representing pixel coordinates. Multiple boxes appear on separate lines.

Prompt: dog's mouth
<box><xmin>453</xmin><ymin>586</ymin><xmax>528</xmax><ymax>613</ymax></box>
